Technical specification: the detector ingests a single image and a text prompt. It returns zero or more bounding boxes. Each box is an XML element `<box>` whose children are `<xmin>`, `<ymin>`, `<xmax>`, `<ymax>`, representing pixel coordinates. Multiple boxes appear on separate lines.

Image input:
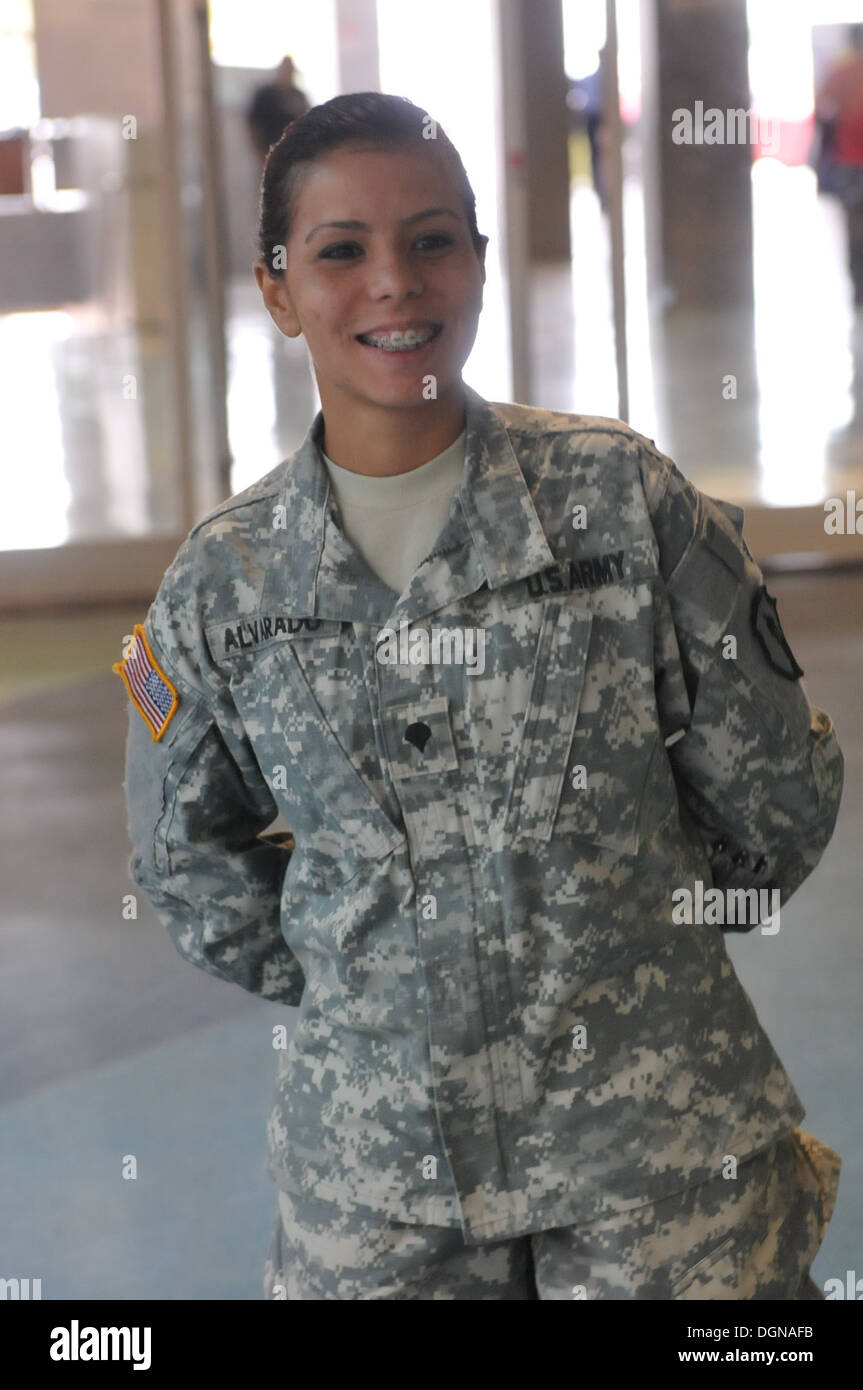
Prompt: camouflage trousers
<box><xmin>263</xmin><ymin>1128</ymin><xmax>840</xmax><ymax>1300</ymax></box>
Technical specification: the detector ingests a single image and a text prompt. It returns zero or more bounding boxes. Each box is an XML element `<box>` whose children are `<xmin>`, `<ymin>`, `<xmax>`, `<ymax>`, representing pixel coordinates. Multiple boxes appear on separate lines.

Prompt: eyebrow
<box><xmin>305</xmin><ymin>207</ymin><xmax>460</xmax><ymax>244</ymax></box>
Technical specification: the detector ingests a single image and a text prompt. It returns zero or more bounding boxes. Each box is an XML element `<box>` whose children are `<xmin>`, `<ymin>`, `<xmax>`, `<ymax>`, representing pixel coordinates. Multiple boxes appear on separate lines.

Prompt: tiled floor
<box><xmin>1</xmin><ymin>669</ymin><xmax>291</xmax><ymax>1299</ymax></box>
<box><xmin>1</xmin><ymin>566</ymin><xmax>860</xmax><ymax>1299</ymax></box>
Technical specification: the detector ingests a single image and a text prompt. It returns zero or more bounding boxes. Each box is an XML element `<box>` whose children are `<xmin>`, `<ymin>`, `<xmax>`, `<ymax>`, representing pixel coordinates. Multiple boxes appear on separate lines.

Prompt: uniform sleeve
<box><xmin>119</xmin><ymin>542</ymin><xmax>305</xmax><ymax>1005</ymax></box>
<box><xmin>641</xmin><ymin>442</ymin><xmax>844</xmax><ymax>925</ymax></box>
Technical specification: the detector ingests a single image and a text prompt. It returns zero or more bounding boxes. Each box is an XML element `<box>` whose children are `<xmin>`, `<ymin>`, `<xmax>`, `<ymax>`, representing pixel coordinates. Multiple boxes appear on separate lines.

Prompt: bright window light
<box><xmin>0</xmin><ymin>0</ymin><xmax>39</xmax><ymax>129</ymax></box>
<box><xmin>208</xmin><ymin>0</ymin><xmax>338</xmax><ymax>103</ymax></box>
<box><xmin>0</xmin><ymin>312</ymin><xmax>73</xmax><ymax>549</ymax></box>
<box><xmin>562</xmin><ymin>0</ymin><xmax>606</xmax><ymax>81</ymax></box>
<box><xmin>376</xmin><ymin>0</ymin><xmax>510</xmax><ymax>399</ymax></box>
<box><xmin>748</xmin><ymin>0</ymin><xmax>814</xmax><ymax>123</ymax></box>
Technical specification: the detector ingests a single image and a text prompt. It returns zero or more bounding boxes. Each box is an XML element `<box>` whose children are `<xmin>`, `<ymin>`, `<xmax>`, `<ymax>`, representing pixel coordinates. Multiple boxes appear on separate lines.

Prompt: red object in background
<box><xmin>818</xmin><ymin>54</ymin><xmax>863</xmax><ymax>166</ymax></box>
<box><xmin>0</xmin><ymin>133</ymin><xmax>26</xmax><ymax>195</ymax></box>
<box><xmin>835</xmin><ymin>117</ymin><xmax>863</xmax><ymax>164</ymax></box>
<box><xmin>751</xmin><ymin>113</ymin><xmax>815</xmax><ymax>165</ymax></box>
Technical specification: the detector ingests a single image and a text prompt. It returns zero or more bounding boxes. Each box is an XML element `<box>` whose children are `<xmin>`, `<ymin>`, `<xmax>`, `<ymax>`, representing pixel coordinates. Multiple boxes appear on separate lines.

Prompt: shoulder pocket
<box><xmin>125</xmin><ymin>694</ymin><xmax>212</xmax><ymax>878</ymax></box>
<box><xmin>666</xmin><ymin>497</ymin><xmax>744</xmax><ymax>645</ymax></box>
<box><xmin>667</xmin><ymin>499</ymin><xmax>811</xmax><ymax>746</ymax></box>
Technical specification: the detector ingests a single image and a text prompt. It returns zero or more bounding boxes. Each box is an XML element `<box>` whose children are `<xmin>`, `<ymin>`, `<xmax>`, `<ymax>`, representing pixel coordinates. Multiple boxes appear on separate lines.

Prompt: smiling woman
<box><xmin>118</xmin><ymin>90</ymin><xmax>844</xmax><ymax>1302</ymax></box>
<box><xmin>252</xmin><ymin>94</ymin><xmax>487</xmax><ymax>478</ymax></box>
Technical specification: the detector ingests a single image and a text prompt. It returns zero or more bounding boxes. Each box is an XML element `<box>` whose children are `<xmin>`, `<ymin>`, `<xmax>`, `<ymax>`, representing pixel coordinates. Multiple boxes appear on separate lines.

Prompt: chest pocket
<box><xmin>500</xmin><ymin>593</ymin><xmax>659</xmax><ymax>856</ymax></box>
<box><xmin>499</xmin><ymin>597</ymin><xmax>592</xmax><ymax>844</ymax></box>
<box><xmin>227</xmin><ymin>638</ymin><xmax>404</xmax><ymax>886</ymax></box>
<box><xmin>379</xmin><ymin>696</ymin><xmax>460</xmax><ymax>782</ymax></box>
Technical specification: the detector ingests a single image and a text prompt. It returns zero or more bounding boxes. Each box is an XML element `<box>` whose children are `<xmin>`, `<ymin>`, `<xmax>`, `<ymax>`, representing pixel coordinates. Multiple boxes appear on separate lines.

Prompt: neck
<box><xmin>319</xmin><ymin>381</ymin><xmax>466</xmax><ymax>477</ymax></box>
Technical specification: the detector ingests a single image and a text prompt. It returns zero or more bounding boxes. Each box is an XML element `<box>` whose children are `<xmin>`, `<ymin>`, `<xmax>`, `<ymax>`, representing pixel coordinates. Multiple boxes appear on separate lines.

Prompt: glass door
<box><xmin>0</xmin><ymin>0</ymin><xmax>229</xmax><ymax>607</ymax></box>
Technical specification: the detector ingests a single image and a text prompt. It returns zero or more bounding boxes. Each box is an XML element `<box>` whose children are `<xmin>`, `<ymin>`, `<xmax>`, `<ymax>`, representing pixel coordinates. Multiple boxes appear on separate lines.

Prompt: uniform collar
<box><xmin>260</xmin><ymin>382</ymin><xmax>555</xmax><ymax>625</ymax></box>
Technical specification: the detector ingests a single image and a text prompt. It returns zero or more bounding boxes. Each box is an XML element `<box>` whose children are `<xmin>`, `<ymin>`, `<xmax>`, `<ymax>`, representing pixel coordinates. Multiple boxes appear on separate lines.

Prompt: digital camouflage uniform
<box><xmin>118</xmin><ymin>384</ymin><xmax>843</xmax><ymax>1299</ymax></box>
<box><xmin>263</xmin><ymin>1128</ymin><xmax>839</xmax><ymax>1300</ymax></box>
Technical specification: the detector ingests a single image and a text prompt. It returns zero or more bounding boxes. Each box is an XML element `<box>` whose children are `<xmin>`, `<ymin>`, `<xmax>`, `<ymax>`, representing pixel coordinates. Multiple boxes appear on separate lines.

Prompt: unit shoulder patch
<box><xmin>112</xmin><ymin>623</ymin><xmax>180</xmax><ymax>740</ymax></box>
<box><xmin>751</xmin><ymin>585</ymin><xmax>804</xmax><ymax>681</ymax></box>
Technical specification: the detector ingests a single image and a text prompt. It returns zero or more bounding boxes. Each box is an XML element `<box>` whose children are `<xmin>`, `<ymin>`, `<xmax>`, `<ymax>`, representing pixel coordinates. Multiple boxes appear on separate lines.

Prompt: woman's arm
<box><xmin>641</xmin><ymin>442</ymin><xmax>844</xmax><ymax>917</ymax></box>
<box><xmin>118</xmin><ymin>555</ymin><xmax>305</xmax><ymax>1005</ymax></box>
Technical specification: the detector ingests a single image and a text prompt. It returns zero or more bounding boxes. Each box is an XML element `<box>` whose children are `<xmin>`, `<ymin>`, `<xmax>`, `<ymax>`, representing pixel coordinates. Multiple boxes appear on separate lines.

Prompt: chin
<box><xmin>360</xmin><ymin>377</ymin><xmax>455</xmax><ymax>409</ymax></box>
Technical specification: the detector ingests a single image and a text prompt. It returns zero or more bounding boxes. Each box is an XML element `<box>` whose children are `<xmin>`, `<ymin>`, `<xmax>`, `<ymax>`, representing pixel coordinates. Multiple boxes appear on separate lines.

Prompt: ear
<box><xmin>253</xmin><ymin>259</ymin><xmax>302</xmax><ymax>338</ymax></box>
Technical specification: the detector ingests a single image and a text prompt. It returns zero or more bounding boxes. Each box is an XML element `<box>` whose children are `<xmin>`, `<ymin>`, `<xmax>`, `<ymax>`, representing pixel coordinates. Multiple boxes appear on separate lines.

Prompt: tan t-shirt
<box><xmin>321</xmin><ymin>431</ymin><xmax>466</xmax><ymax>595</ymax></box>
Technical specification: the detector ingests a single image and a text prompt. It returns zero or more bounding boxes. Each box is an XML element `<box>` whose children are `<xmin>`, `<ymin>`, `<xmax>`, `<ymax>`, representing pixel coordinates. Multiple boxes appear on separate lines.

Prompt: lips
<box><xmin>355</xmin><ymin>324</ymin><xmax>443</xmax><ymax>353</ymax></box>
<box><xmin>357</xmin><ymin>319</ymin><xmax>441</xmax><ymax>336</ymax></box>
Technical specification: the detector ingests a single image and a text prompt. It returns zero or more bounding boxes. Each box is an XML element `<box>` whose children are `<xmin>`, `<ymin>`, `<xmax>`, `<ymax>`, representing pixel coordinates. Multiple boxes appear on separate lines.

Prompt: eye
<box><xmin>318</xmin><ymin>242</ymin><xmax>363</xmax><ymax>260</ymax></box>
<box><xmin>415</xmin><ymin>233</ymin><xmax>453</xmax><ymax>251</ymax></box>
<box><xmin>317</xmin><ymin>233</ymin><xmax>455</xmax><ymax>260</ymax></box>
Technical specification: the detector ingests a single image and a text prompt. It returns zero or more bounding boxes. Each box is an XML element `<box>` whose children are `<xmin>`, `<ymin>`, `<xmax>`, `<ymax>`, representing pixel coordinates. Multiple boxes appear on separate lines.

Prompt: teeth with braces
<box><xmin>360</xmin><ymin>327</ymin><xmax>438</xmax><ymax>351</ymax></box>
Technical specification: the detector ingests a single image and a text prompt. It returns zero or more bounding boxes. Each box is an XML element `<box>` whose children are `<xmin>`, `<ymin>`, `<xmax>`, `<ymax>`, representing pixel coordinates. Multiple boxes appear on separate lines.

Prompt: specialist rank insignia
<box><xmin>112</xmin><ymin>623</ymin><xmax>179</xmax><ymax>740</ymax></box>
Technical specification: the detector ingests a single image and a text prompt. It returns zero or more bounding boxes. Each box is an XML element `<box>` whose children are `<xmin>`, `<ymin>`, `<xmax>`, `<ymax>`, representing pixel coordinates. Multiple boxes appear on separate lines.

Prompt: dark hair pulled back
<box><xmin>256</xmin><ymin>91</ymin><xmax>483</xmax><ymax>276</ymax></box>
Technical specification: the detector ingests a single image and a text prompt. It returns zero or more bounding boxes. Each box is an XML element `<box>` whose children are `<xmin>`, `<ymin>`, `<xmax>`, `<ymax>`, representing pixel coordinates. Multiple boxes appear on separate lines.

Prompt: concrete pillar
<box><xmin>498</xmin><ymin>0</ymin><xmax>531</xmax><ymax>404</ymax></box>
<box><xmin>639</xmin><ymin>0</ymin><xmax>759</xmax><ymax>482</ymax></box>
<box><xmin>518</xmin><ymin>0</ymin><xmax>571</xmax><ymax>263</ymax></box>
<box><xmin>650</xmin><ymin>0</ymin><xmax>754</xmax><ymax>307</ymax></box>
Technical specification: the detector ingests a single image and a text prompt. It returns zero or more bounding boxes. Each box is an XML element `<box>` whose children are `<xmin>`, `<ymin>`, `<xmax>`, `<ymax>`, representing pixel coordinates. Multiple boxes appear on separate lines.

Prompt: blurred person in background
<box><xmin>817</xmin><ymin>23</ymin><xmax>863</xmax><ymax>305</ymax></box>
<box><xmin>567</xmin><ymin>59</ymin><xmax>607</xmax><ymax>210</ymax></box>
<box><xmin>247</xmin><ymin>55</ymin><xmax>310</xmax><ymax>167</ymax></box>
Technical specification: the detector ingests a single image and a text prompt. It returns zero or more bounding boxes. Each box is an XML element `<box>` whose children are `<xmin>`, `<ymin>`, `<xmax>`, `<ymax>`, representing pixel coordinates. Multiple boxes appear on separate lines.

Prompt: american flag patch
<box><xmin>113</xmin><ymin>624</ymin><xmax>179</xmax><ymax>741</ymax></box>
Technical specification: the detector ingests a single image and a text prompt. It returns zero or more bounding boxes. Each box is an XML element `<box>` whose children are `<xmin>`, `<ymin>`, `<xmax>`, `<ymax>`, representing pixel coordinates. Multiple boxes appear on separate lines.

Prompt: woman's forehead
<box><xmin>292</xmin><ymin>144</ymin><xmax>464</xmax><ymax>221</ymax></box>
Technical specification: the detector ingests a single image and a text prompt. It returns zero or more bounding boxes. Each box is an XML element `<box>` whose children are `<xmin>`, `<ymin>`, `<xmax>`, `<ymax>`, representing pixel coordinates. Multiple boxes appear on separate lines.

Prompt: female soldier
<box><xmin>117</xmin><ymin>93</ymin><xmax>843</xmax><ymax>1300</ymax></box>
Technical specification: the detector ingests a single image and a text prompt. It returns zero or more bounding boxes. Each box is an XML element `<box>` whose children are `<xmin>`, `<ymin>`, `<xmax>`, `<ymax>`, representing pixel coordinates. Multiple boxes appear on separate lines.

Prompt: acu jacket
<box><xmin>120</xmin><ymin>384</ymin><xmax>843</xmax><ymax>1242</ymax></box>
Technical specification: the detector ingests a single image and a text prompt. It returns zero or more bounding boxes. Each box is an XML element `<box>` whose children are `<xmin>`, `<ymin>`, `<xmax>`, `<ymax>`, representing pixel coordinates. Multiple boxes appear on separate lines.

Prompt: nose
<box><xmin>365</xmin><ymin>243</ymin><xmax>424</xmax><ymax>300</ymax></box>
